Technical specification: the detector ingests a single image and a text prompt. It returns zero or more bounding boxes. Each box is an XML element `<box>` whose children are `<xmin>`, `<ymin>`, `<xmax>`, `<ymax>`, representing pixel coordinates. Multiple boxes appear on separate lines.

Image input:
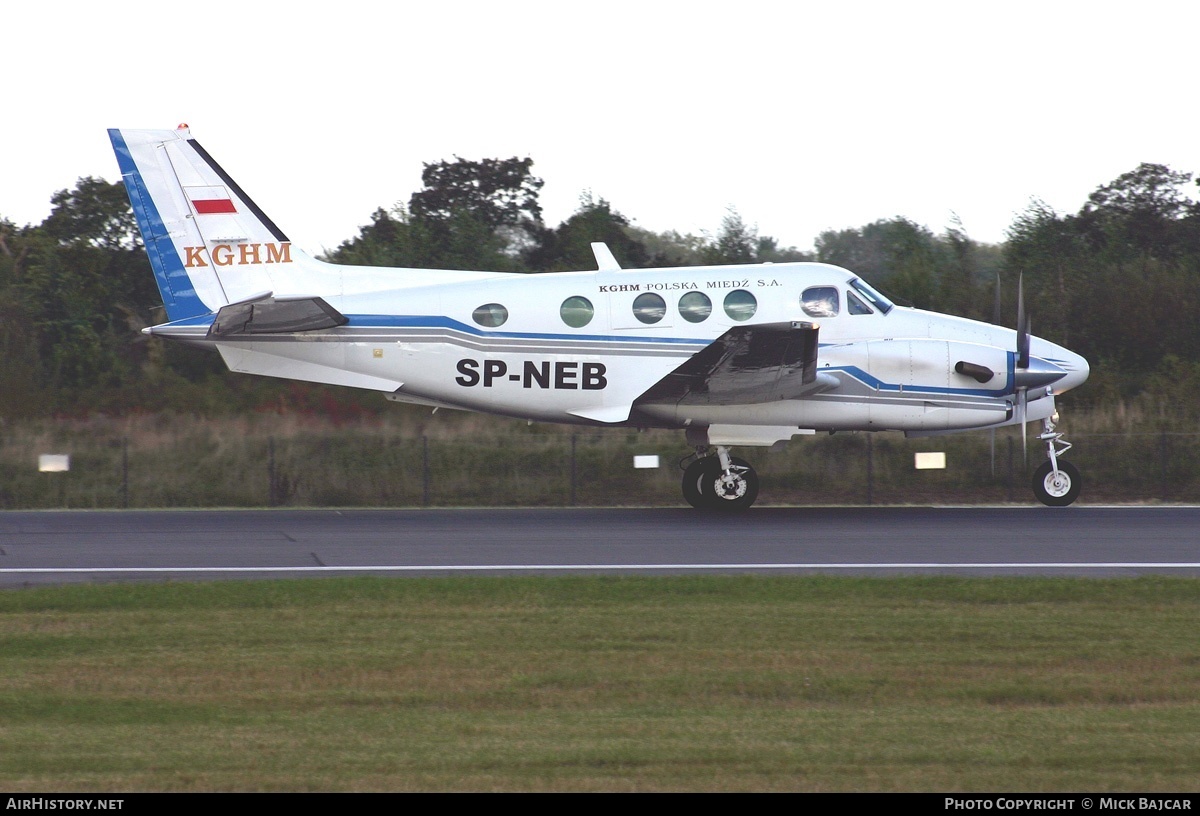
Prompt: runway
<box><xmin>1</xmin><ymin>505</ymin><xmax>1198</xmax><ymax>586</ymax></box>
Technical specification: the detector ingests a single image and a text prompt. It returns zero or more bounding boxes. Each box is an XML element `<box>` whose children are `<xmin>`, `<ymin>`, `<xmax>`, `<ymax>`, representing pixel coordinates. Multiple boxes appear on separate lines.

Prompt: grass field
<box><xmin>1</xmin><ymin>575</ymin><xmax>1197</xmax><ymax>792</ymax></box>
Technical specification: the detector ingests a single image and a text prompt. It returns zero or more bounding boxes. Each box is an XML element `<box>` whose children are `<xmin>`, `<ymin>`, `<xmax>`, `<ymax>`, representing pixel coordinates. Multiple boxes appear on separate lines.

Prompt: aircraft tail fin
<box><xmin>109</xmin><ymin>125</ymin><xmax>317</xmax><ymax>322</ymax></box>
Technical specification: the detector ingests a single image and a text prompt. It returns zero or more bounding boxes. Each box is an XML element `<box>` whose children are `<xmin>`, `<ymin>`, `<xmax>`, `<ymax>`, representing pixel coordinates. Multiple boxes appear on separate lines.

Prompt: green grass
<box><xmin>1</xmin><ymin>576</ymin><xmax>1198</xmax><ymax>791</ymax></box>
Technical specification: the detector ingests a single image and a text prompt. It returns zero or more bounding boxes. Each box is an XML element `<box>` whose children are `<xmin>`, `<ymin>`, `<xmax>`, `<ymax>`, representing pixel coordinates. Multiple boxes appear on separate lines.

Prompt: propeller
<box><xmin>989</xmin><ymin>274</ymin><xmax>1002</xmax><ymax>476</ymax></box>
<box><xmin>1015</xmin><ymin>274</ymin><xmax>1029</xmax><ymax>467</ymax></box>
<box><xmin>991</xmin><ymin>272</ymin><xmax>1067</xmax><ymax>472</ymax></box>
<box><xmin>1016</xmin><ymin>274</ymin><xmax>1031</xmax><ymax>370</ymax></box>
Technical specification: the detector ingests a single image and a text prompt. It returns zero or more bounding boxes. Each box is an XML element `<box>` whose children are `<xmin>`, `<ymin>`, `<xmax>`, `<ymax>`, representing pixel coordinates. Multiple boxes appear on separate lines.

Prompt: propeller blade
<box><xmin>992</xmin><ymin>274</ymin><xmax>1002</xmax><ymax>325</ymax></box>
<box><xmin>1018</xmin><ymin>388</ymin><xmax>1028</xmax><ymax>469</ymax></box>
<box><xmin>1016</xmin><ymin>274</ymin><xmax>1030</xmax><ymax>369</ymax></box>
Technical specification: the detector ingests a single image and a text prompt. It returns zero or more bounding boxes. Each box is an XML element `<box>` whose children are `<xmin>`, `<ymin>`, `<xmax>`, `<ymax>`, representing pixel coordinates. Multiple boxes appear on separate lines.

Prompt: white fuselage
<box><xmin>157</xmin><ymin>259</ymin><xmax>1088</xmax><ymax>439</ymax></box>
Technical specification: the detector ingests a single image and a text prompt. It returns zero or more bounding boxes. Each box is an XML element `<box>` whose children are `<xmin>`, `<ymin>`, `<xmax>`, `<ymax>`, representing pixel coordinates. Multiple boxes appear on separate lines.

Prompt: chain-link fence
<box><xmin>2</xmin><ymin>419</ymin><xmax>1197</xmax><ymax>508</ymax></box>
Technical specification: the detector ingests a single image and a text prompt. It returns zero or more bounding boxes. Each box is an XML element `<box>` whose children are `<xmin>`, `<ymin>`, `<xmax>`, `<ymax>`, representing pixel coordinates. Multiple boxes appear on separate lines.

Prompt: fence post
<box><xmin>866</xmin><ymin>434</ymin><xmax>874</xmax><ymax>506</ymax></box>
<box><xmin>121</xmin><ymin>436</ymin><xmax>129</xmax><ymax>509</ymax></box>
<box><xmin>267</xmin><ymin>437</ymin><xmax>277</xmax><ymax>506</ymax></box>
<box><xmin>1006</xmin><ymin>436</ymin><xmax>1014</xmax><ymax>502</ymax></box>
<box><xmin>422</xmin><ymin>435</ymin><xmax>430</xmax><ymax>506</ymax></box>
<box><xmin>1160</xmin><ymin>429</ymin><xmax>1168</xmax><ymax>501</ymax></box>
<box><xmin>570</xmin><ymin>434</ymin><xmax>577</xmax><ymax>506</ymax></box>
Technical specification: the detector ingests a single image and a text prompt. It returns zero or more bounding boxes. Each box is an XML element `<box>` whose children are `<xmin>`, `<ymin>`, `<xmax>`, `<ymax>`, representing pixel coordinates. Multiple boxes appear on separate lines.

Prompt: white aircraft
<box><xmin>109</xmin><ymin>125</ymin><xmax>1089</xmax><ymax>509</ymax></box>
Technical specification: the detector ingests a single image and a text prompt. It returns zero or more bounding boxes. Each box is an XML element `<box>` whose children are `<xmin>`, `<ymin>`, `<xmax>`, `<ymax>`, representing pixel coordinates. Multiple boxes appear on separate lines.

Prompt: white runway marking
<box><xmin>3</xmin><ymin>562</ymin><xmax>1200</xmax><ymax>576</ymax></box>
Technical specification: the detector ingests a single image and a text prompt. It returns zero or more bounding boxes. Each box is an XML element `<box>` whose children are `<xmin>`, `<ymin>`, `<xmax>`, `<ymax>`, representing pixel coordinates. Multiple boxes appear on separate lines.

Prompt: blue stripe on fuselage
<box><xmin>342</xmin><ymin>314</ymin><xmax>708</xmax><ymax>345</ymax></box>
<box><xmin>822</xmin><ymin>354</ymin><xmax>1016</xmax><ymax>399</ymax></box>
<box><xmin>163</xmin><ymin>312</ymin><xmax>1015</xmax><ymax>399</ymax></box>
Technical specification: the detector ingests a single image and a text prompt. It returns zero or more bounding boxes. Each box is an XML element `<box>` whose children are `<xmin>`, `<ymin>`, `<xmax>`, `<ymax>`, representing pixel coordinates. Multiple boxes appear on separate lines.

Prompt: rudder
<box><xmin>109</xmin><ymin>125</ymin><xmax>308</xmax><ymax>323</ymax></box>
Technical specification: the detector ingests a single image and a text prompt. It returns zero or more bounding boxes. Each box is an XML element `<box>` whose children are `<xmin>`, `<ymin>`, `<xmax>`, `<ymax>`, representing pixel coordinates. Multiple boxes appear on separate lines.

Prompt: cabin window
<box><xmin>678</xmin><ymin>291</ymin><xmax>712</xmax><ymax>323</ymax></box>
<box><xmin>472</xmin><ymin>303</ymin><xmax>509</xmax><ymax>328</ymax></box>
<box><xmin>723</xmin><ymin>289</ymin><xmax>757</xmax><ymax>322</ymax></box>
<box><xmin>801</xmin><ymin>286</ymin><xmax>839</xmax><ymax>317</ymax></box>
<box><xmin>633</xmin><ymin>293</ymin><xmax>667</xmax><ymax>324</ymax></box>
<box><xmin>560</xmin><ymin>296</ymin><xmax>594</xmax><ymax>328</ymax></box>
<box><xmin>846</xmin><ymin>290</ymin><xmax>873</xmax><ymax>315</ymax></box>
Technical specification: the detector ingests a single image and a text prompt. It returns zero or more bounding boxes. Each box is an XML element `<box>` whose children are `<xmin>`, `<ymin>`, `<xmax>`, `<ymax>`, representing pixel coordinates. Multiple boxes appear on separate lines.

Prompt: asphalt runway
<box><xmin>1</xmin><ymin>506</ymin><xmax>1198</xmax><ymax>586</ymax></box>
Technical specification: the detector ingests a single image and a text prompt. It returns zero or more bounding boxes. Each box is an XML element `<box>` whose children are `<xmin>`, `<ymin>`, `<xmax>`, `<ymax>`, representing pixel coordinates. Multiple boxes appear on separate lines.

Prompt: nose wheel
<box><xmin>1032</xmin><ymin>459</ymin><xmax>1081</xmax><ymax>506</ymax></box>
<box><xmin>681</xmin><ymin>448</ymin><xmax>759</xmax><ymax>511</ymax></box>
<box><xmin>1031</xmin><ymin>410</ymin><xmax>1081</xmax><ymax>506</ymax></box>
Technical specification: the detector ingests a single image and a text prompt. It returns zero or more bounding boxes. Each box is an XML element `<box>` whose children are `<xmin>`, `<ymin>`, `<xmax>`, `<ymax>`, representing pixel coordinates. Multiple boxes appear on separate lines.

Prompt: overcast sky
<box><xmin>4</xmin><ymin>1</ymin><xmax>1196</xmax><ymax>257</ymax></box>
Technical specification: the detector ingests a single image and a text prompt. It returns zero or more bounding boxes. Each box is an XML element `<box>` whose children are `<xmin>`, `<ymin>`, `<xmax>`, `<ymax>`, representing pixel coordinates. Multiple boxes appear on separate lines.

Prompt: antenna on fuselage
<box><xmin>591</xmin><ymin>243</ymin><xmax>621</xmax><ymax>271</ymax></box>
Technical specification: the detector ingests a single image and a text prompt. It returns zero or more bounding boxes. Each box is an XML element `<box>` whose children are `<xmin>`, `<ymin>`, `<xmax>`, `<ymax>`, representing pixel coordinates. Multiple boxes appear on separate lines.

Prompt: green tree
<box><xmin>16</xmin><ymin>179</ymin><xmax>161</xmax><ymax>395</ymax></box>
<box><xmin>395</xmin><ymin>156</ymin><xmax>546</xmax><ymax>271</ymax></box>
<box><xmin>0</xmin><ymin>219</ymin><xmax>45</xmax><ymax>416</ymax></box>
<box><xmin>816</xmin><ymin>217</ymin><xmax>948</xmax><ymax>308</ymax></box>
<box><xmin>409</xmin><ymin>156</ymin><xmax>544</xmax><ymax>229</ymax></box>
<box><xmin>1078</xmin><ymin>163</ymin><xmax>1194</xmax><ymax>263</ymax></box>
<box><xmin>626</xmin><ymin>227</ymin><xmax>709</xmax><ymax>267</ymax></box>
<box><xmin>524</xmin><ymin>194</ymin><xmax>650</xmax><ymax>272</ymax></box>
<box><xmin>326</xmin><ymin>207</ymin><xmax>435</xmax><ymax>268</ymax></box>
<box><xmin>702</xmin><ymin>209</ymin><xmax>757</xmax><ymax>265</ymax></box>
<box><xmin>1004</xmin><ymin>164</ymin><xmax>1200</xmax><ymax>390</ymax></box>
<box><xmin>697</xmin><ymin>208</ymin><xmax>810</xmax><ymax>266</ymax></box>
<box><xmin>42</xmin><ymin>176</ymin><xmax>141</xmax><ymax>251</ymax></box>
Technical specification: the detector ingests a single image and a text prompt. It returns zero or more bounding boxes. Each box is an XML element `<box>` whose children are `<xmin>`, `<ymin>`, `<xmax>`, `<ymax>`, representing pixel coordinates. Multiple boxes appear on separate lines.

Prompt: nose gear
<box><xmin>1031</xmin><ymin>408</ymin><xmax>1080</xmax><ymax>506</ymax></box>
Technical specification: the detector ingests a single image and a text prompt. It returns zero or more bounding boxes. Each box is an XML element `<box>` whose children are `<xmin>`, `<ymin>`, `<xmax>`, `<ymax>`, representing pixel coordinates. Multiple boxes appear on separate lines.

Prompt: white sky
<box><xmin>4</xmin><ymin>1</ymin><xmax>1197</xmax><ymax>256</ymax></box>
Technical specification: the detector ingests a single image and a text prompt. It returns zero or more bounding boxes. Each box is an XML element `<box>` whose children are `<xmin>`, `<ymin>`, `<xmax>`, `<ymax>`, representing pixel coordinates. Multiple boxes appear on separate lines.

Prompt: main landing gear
<box><xmin>679</xmin><ymin>419</ymin><xmax>1082</xmax><ymax>509</ymax></box>
<box><xmin>1031</xmin><ymin>413</ymin><xmax>1080</xmax><ymax>507</ymax></box>
<box><xmin>681</xmin><ymin>447</ymin><xmax>759</xmax><ymax>511</ymax></box>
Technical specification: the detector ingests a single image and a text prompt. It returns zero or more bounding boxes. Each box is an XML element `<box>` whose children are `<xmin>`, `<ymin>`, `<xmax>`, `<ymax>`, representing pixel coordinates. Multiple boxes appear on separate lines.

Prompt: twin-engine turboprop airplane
<box><xmin>109</xmin><ymin>125</ymin><xmax>1089</xmax><ymax>509</ymax></box>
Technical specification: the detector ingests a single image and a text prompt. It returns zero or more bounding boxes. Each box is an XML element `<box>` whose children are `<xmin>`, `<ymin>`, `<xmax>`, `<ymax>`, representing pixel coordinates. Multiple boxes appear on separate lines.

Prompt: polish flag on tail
<box><xmin>185</xmin><ymin>186</ymin><xmax>237</xmax><ymax>214</ymax></box>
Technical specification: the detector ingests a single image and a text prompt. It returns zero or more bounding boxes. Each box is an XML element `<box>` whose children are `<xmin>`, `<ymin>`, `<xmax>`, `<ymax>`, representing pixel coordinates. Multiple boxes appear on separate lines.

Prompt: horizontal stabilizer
<box><xmin>207</xmin><ymin>296</ymin><xmax>347</xmax><ymax>338</ymax></box>
<box><xmin>635</xmin><ymin>321</ymin><xmax>825</xmax><ymax>407</ymax></box>
<box><xmin>217</xmin><ymin>344</ymin><xmax>403</xmax><ymax>392</ymax></box>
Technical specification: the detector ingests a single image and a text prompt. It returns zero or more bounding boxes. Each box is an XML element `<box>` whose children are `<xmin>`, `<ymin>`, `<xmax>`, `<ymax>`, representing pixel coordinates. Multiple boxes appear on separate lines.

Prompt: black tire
<box><xmin>681</xmin><ymin>459</ymin><xmax>708</xmax><ymax>508</ymax></box>
<box><xmin>1032</xmin><ymin>460</ymin><xmax>1081</xmax><ymax>507</ymax></box>
<box><xmin>697</xmin><ymin>457</ymin><xmax>759</xmax><ymax>511</ymax></box>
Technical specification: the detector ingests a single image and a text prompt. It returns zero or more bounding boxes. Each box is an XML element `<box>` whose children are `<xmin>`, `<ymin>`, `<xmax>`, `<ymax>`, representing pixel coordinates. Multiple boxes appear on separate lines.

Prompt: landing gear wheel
<box><xmin>1032</xmin><ymin>460</ymin><xmax>1081</xmax><ymax>507</ymax></box>
<box><xmin>698</xmin><ymin>457</ymin><xmax>759</xmax><ymax>512</ymax></box>
<box><xmin>681</xmin><ymin>459</ymin><xmax>708</xmax><ymax>509</ymax></box>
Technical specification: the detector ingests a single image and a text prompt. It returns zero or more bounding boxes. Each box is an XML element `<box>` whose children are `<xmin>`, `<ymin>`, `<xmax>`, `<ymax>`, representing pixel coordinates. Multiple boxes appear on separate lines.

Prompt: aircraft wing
<box><xmin>635</xmin><ymin>321</ymin><xmax>832</xmax><ymax>407</ymax></box>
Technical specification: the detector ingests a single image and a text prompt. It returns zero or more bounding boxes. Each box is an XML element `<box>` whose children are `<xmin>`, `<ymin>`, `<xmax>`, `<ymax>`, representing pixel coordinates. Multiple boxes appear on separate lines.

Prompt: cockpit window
<box><xmin>846</xmin><ymin>290</ymin><xmax>873</xmax><ymax>315</ymax></box>
<box><xmin>801</xmin><ymin>286</ymin><xmax>839</xmax><ymax>317</ymax></box>
<box><xmin>848</xmin><ymin>278</ymin><xmax>893</xmax><ymax>314</ymax></box>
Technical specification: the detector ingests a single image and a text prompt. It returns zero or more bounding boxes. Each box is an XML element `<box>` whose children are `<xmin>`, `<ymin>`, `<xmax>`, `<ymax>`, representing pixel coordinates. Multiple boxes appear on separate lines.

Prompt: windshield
<box><xmin>849</xmin><ymin>278</ymin><xmax>894</xmax><ymax>315</ymax></box>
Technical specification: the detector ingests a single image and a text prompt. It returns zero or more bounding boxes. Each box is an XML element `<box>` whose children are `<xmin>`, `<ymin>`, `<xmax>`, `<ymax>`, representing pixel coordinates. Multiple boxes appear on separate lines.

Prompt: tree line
<box><xmin>1</xmin><ymin>157</ymin><xmax>1198</xmax><ymax>420</ymax></box>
